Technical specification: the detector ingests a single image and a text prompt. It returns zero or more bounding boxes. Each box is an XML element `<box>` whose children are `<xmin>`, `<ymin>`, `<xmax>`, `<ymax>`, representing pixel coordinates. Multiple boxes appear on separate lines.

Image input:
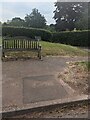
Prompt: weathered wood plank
<box><xmin>2</xmin><ymin>38</ymin><xmax>42</xmax><ymax>59</ymax></box>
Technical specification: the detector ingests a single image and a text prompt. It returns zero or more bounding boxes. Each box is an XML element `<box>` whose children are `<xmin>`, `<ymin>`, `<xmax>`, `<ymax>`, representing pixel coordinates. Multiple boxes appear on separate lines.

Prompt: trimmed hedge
<box><xmin>2</xmin><ymin>26</ymin><xmax>89</xmax><ymax>47</ymax></box>
<box><xmin>2</xmin><ymin>26</ymin><xmax>52</xmax><ymax>41</ymax></box>
<box><xmin>52</xmin><ymin>30</ymin><xmax>89</xmax><ymax>47</ymax></box>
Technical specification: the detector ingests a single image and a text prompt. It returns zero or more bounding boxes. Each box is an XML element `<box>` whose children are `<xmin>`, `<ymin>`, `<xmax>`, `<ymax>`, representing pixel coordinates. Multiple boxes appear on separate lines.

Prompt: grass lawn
<box><xmin>74</xmin><ymin>61</ymin><xmax>90</xmax><ymax>71</ymax></box>
<box><xmin>1</xmin><ymin>37</ymin><xmax>88</xmax><ymax>57</ymax></box>
<box><xmin>40</xmin><ymin>41</ymin><xmax>88</xmax><ymax>56</ymax></box>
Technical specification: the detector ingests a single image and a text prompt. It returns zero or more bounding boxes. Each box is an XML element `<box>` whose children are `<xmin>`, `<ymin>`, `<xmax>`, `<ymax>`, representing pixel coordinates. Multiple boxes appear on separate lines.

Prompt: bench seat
<box><xmin>2</xmin><ymin>37</ymin><xmax>42</xmax><ymax>59</ymax></box>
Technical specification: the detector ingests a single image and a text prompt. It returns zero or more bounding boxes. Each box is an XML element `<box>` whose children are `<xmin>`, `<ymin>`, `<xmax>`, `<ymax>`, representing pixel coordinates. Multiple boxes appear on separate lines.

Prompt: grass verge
<box><xmin>40</xmin><ymin>41</ymin><xmax>88</xmax><ymax>57</ymax></box>
<box><xmin>74</xmin><ymin>61</ymin><xmax>90</xmax><ymax>71</ymax></box>
<box><xmin>1</xmin><ymin>39</ymin><xmax>88</xmax><ymax>58</ymax></box>
<box><xmin>58</xmin><ymin>61</ymin><xmax>89</xmax><ymax>95</ymax></box>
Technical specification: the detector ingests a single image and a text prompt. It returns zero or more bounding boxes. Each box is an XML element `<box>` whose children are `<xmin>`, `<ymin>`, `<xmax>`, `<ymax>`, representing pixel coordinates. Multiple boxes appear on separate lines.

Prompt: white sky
<box><xmin>1</xmin><ymin>0</ymin><xmax>56</xmax><ymax>2</ymax></box>
<box><xmin>0</xmin><ymin>0</ymin><xmax>89</xmax><ymax>24</ymax></box>
<box><xmin>0</xmin><ymin>1</ymin><xmax>57</xmax><ymax>25</ymax></box>
<box><xmin>0</xmin><ymin>0</ymin><xmax>89</xmax><ymax>2</ymax></box>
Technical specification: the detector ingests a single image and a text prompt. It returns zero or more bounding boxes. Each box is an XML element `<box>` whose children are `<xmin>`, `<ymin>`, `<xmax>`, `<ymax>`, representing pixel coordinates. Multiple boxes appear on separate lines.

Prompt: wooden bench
<box><xmin>2</xmin><ymin>37</ymin><xmax>42</xmax><ymax>59</ymax></box>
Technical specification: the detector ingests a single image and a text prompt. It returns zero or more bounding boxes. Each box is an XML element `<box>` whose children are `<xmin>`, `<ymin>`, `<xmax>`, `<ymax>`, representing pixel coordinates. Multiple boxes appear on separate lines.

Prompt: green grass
<box><xmin>1</xmin><ymin>38</ymin><xmax>88</xmax><ymax>57</ymax></box>
<box><xmin>75</xmin><ymin>61</ymin><xmax>90</xmax><ymax>71</ymax></box>
<box><xmin>40</xmin><ymin>41</ymin><xmax>88</xmax><ymax>56</ymax></box>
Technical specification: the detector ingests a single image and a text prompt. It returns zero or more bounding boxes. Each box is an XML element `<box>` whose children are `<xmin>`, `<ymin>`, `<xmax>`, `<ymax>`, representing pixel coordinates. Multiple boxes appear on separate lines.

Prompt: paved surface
<box><xmin>23</xmin><ymin>75</ymin><xmax>68</xmax><ymax>103</ymax></box>
<box><xmin>2</xmin><ymin>96</ymin><xmax>89</xmax><ymax>118</ymax></box>
<box><xmin>2</xmin><ymin>56</ymin><xmax>88</xmax><ymax>111</ymax></box>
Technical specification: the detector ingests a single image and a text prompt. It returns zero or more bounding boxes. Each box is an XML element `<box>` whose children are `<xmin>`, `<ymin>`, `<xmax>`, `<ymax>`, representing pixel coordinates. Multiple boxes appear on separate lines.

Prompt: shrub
<box><xmin>52</xmin><ymin>30</ymin><xmax>89</xmax><ymax>47</ymax></box>
<box><xmin>2</xmin><ymin>26</ymin><xmax>89</xmax><ymax>47</ymax></box>
<box><xmin>2</xmin><ymin>26</ymin><xmax>52</xmax><ymax>41</ymax></box>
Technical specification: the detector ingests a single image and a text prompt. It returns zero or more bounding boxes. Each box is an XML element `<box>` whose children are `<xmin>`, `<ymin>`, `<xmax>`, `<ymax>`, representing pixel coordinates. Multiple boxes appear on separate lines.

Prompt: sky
<box><xmin>0</xmin><ymin>0</ymin><xmax>89</xmax><ymax>25</ymax></box>
<box><xmin>0</xmin><ymin>1</ymin><xmax>57</xmax><ymax>25</ymax></box>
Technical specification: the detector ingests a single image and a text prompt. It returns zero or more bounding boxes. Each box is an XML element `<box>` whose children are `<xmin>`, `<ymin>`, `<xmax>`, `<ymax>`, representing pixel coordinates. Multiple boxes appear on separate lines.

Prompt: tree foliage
<box><xmin>6</xmin><ymin>17</ymin><xmax>25</xmax><ymax>27</ymax></box>
<box><xmin>76</xmin><ymin>3</ymin><xmax>90</xmax><ymax>30</ymax></box>
<box><xmin>25</xmin><ymin>8</ymin><xmax>46</xmax><ymax>28</ymax></box>
<box><xmin>46</xmin><ymin>24</ymin><xmax>56</xmax><ymax>32</ymax></box>
<box><xmin>53</xmin><ymin>2</ymin><xmax>88</xmax><ymax>31</ymax></box>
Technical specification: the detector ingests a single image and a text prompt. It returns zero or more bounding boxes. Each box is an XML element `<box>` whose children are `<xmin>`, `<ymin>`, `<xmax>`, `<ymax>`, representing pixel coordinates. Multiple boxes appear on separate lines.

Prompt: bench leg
<box><xmin>38</xmin><ymin>50</ymin><xmax>42</xmax><ymax>60</ymax></box>
<box><xmin>2</xmin><ymin>52</ymin><xmax>5</xmax><ymax>57</ymax></box>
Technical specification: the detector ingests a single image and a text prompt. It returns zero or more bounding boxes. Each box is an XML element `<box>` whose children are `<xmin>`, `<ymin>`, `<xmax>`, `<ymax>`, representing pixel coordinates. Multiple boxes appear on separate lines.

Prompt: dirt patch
<box><xmin>58</xmin><ymin>61</ymin><xmax>89</xmax><ymax>95</ymax></box>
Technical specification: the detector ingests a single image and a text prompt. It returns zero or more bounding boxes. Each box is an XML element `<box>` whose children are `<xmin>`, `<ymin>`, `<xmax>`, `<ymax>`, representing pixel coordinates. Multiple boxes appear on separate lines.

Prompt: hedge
<box><xmin>2</xmin><ymin>26</ymin><xmax>89</xmax><ymax>47</ymax></box>
<box><xmin>52</xmin><ymin>30</ymin><xmax>89</xmax><ymax>47</ymax></box>
<box><xmin>2</xmin><ymin>26</ymin><xmax>52</xmax><ymax>41</ymax></box>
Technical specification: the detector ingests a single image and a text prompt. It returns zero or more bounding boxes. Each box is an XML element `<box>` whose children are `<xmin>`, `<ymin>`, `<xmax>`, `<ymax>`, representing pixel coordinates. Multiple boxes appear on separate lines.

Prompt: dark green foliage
<box><xmin>7</xmin><ymin>17</ymin><xmax>25</xmax><ymax>27</ymax></box>
<box><xmin>54</xmin><ymin>2</ymin><xmax>88</xmax><ymax>31</ymax></box>
<box><xmin>2</xmin><ymin>26</ymin><xmax>52</xmax><ymax>41</ymax></box>
<box><xmin>2</xmin><ymin>26</ymin><xmax>89</xmax><ymax>47</ymax></box>
<box><xmin>75</xmin><ymin>5</ymin><xmax>88</xmax><ymax>30</ymax></box>
<box><xmin>46</xmin><ymin>24</ymin><xmax>56</xmax><ymax>32</ymax></box>
<box><xmin>25</xmin><ymin>8</ymin><xmax>46</xmax><ymax>28</ymax></box>
<box><xmin>52</xmin><ymin>30</ymin><xmax>89</xmax><ymax>47</ymax></box>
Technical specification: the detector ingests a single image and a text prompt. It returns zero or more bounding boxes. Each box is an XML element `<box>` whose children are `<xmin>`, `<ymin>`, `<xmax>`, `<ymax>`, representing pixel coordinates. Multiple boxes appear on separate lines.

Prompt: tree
<box><xmin>75</xmin><ymin>6</ymin><xmax>88</xmax><ymax>30</ymax></box>
<box><xmin>2</xmin><ymin>22</ymin><xmax>8</xmax><ymax>26</ymax></box>
<box><xmin>7</xmin><ymin>17</ymin><xmax>25</xmax><ymax>27</ymax></box>
<box><xmin>25</xmin><ymin>8</ymin><xmax>46</xmax><ymax>28</ymax></box>
<box><xmin>46</xmin><ymin>24</ymin><xmax>56</xmax><ymax>32</ymax></box>
<box><xmin>88</xmin><ymin>2</ymin><xmax>90</xmax><ymax>30</ymax></box>
<box><xmin>76</xmin><ymin>3</ymin><xmax>90</xmax><ymax>30</ymax></box>
<box><xmin>53</xmin><ymin>2</ymin><xmax>87</xmax><ymax>31</ymax></box>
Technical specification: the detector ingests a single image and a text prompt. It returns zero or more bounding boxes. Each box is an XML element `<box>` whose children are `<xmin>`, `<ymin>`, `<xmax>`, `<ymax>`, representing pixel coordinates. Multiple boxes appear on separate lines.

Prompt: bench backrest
<box><xmin>2</xmin><ymin>38</ymin><xmax>40</xmax><ymax>51</ymax></box>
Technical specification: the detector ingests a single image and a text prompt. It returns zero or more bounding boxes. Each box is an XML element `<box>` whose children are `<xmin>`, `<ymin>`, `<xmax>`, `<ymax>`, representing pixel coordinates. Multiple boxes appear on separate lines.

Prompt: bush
<box><xmin>2</xmin><ymin>26</ymin><xmax>52</xmax><ymax>41</ymax></box>
<box><xmin>2</xmin><ymin>26</ymin><xmax>89</xmax><ymax>47</ymax></box>
<box><xmin>52</xmin><ymin>30</ymin><xmax>89</xmax><ymax>47</ymax></box>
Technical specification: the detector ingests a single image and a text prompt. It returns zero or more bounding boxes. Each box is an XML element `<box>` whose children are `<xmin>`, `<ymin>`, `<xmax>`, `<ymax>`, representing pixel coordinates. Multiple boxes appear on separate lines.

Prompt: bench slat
<box><xmin>2</xmin><ymin>38</ymin><xmax>42</xmax><ymax>59</ymax></box>
<box><xmin>3</xmin><ymin>39</ymin><xmax>41</xmax><ymax>49</ymax></box>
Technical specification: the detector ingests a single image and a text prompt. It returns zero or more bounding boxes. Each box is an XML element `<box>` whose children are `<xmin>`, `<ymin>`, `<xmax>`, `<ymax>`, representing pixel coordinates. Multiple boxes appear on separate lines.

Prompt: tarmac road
<box><xmin>2</xmin><ymin>56</ymin><xmax>88</xmax><ymax>112</ymax></box>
